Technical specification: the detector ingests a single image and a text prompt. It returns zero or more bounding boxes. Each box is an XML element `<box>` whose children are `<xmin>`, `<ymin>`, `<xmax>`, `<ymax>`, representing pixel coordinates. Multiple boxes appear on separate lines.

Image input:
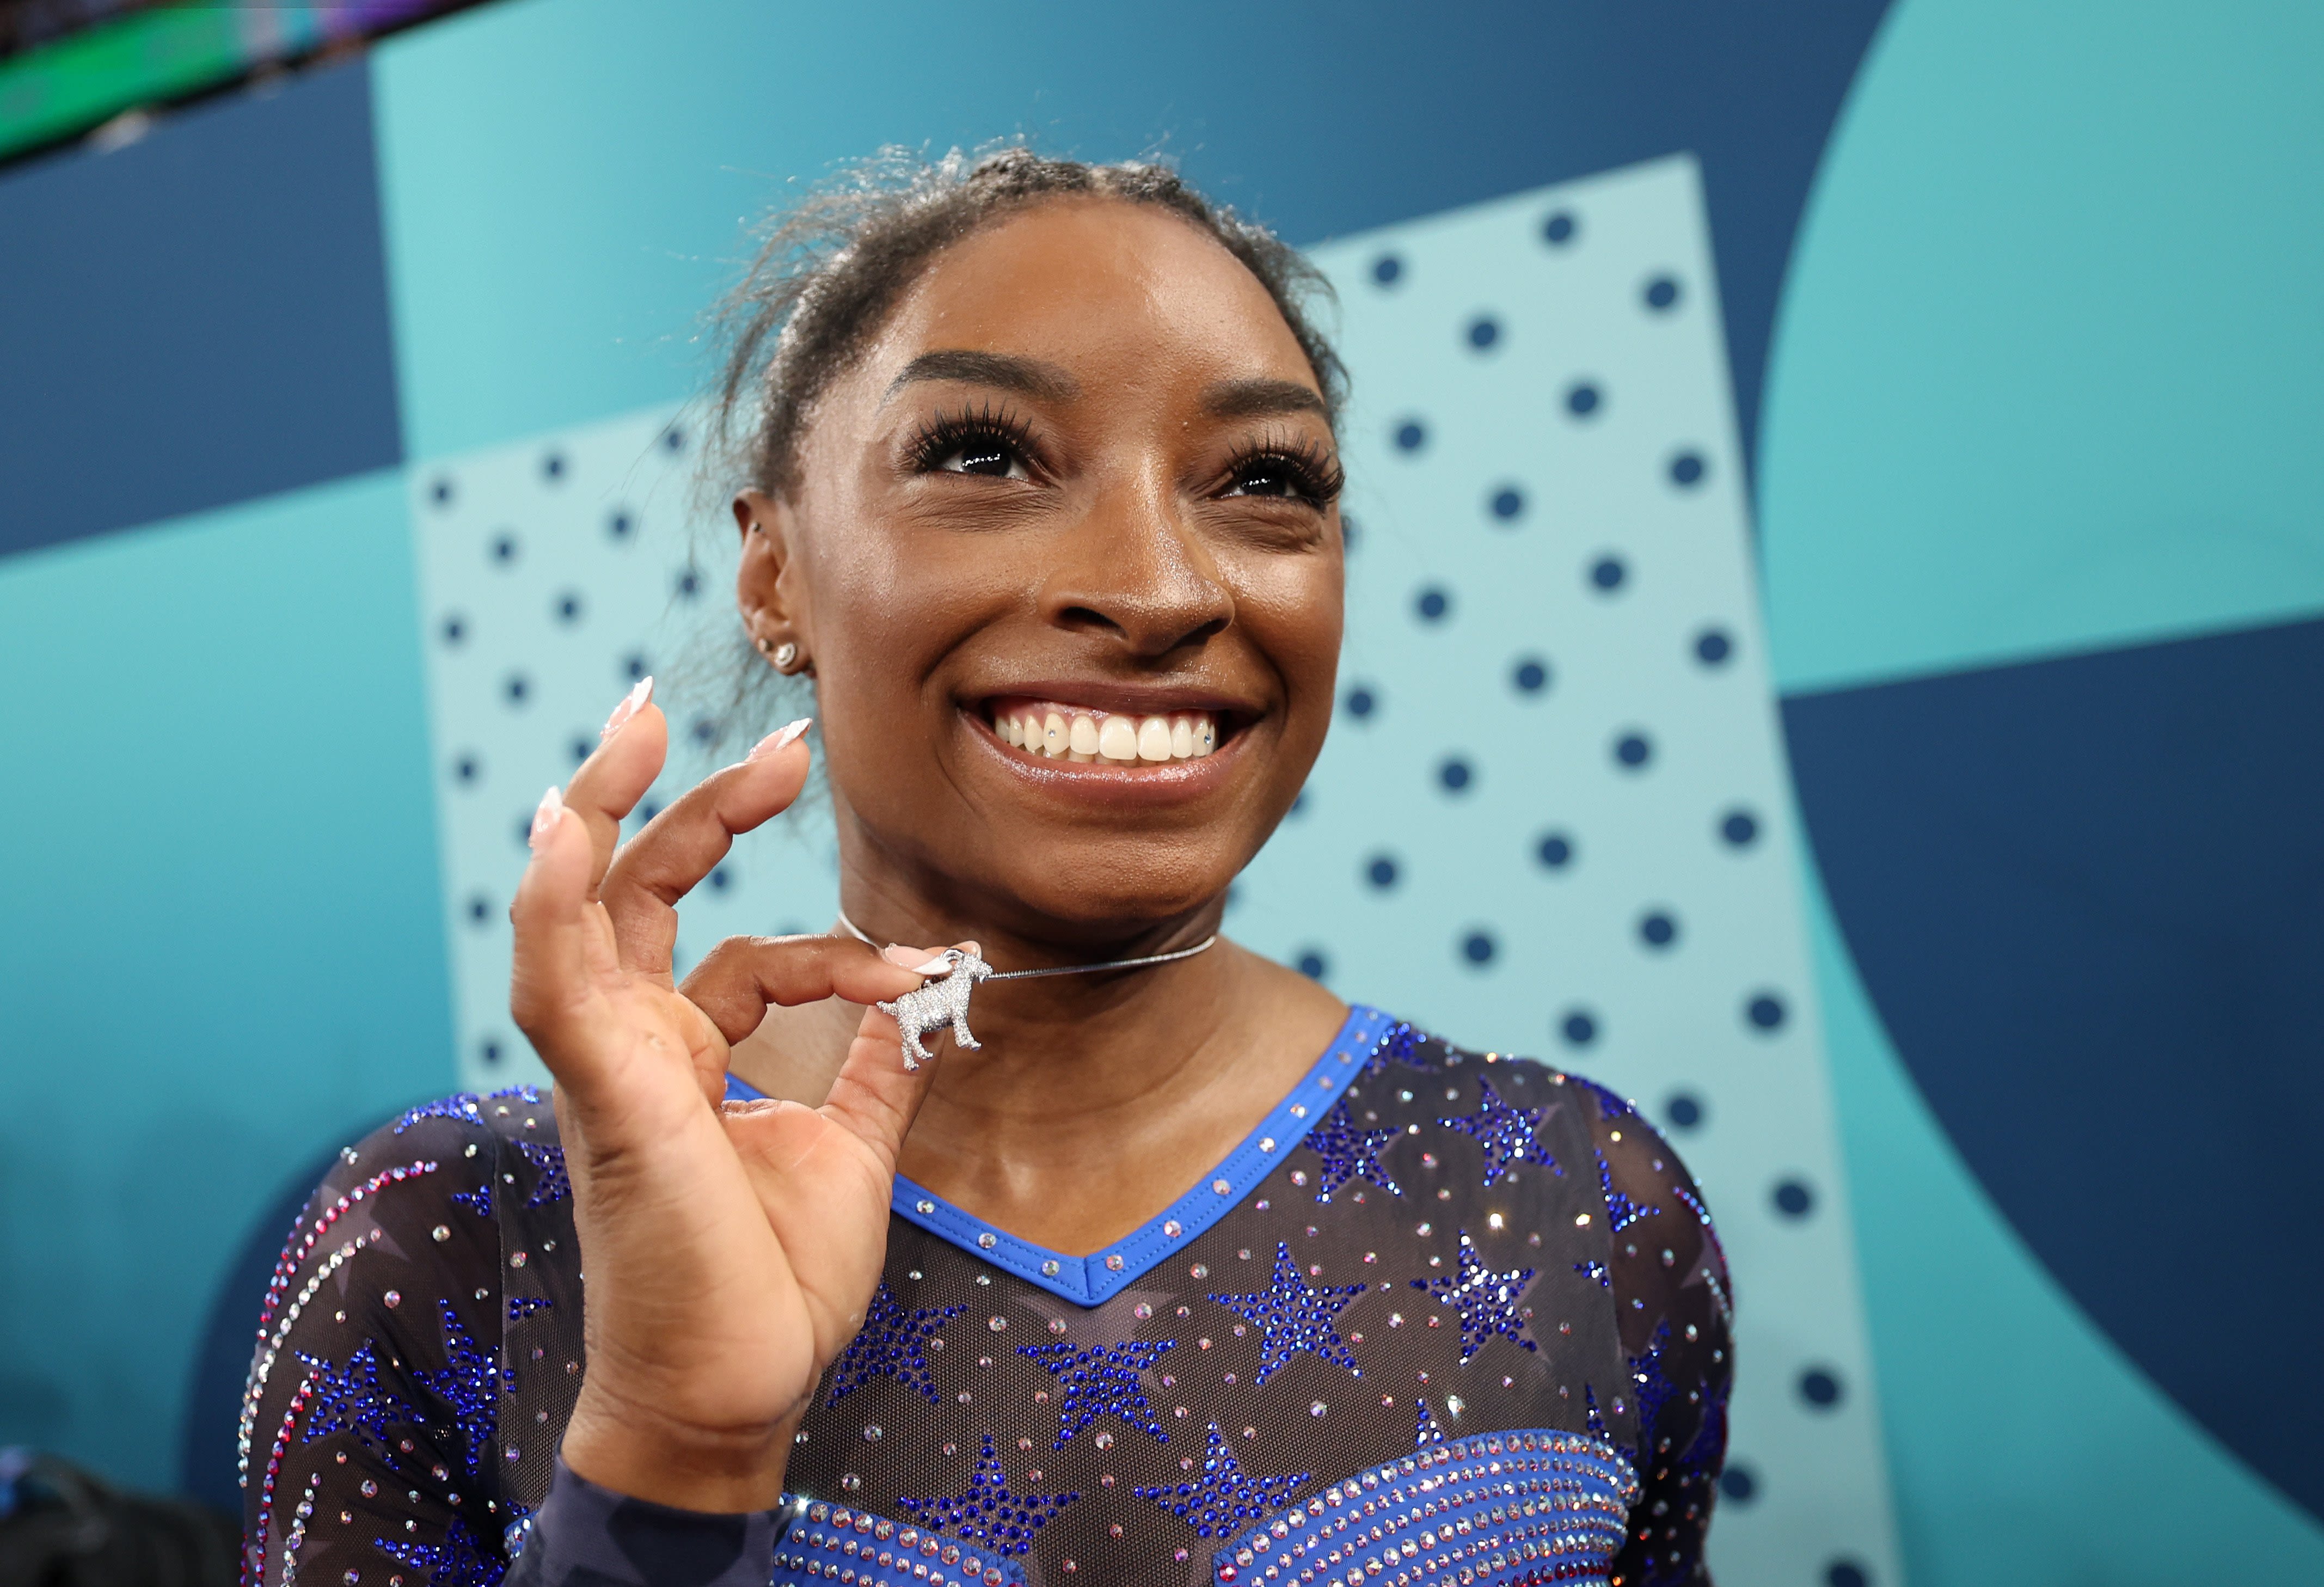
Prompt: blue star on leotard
<box><xmin>1597</xmin><ymin>1148</ymin><xmax>1662</xmax><ymax>1234</ymax></box>
<box><xmin>1209</xmin><ymin>1243</ymin><xmax>1368</xmax><ymax>1384</ymax></box>
<box><xmin>374</xmin><ymin>1517</ymin><xmax>499</xmax><ymax>1587</ymax></box>
<box><xmin>515</xmin><ymin>1141</ymin><xmax>568</xmax><ymax>1206</ymax></box>
<box><xmin>1408</xmin><ymin>1231</ymin><xmax>1537</xmax><ymax>1363</ymax></box>
<box><xmin>1439</xmin><ymin>1075</ymin><xmax>1553</xmax><ymax>1184</ymax></box>
<box><xmin>1304</xmin><ymin>1095</ymin><xmax>1404</xmax><ymax>1202</ymax></box>
<box><xmin>1361</xmin><ymin>1020</ymin><xmax>1438</xmax><ymax>1079</ymax></box>
<box><xmin>826</xmin><ymin>1280</ymin><xmax>966</xmax><ymax>1406</ymax></box>
<box><xmin>1134</xmin><ymin>1423</ymin><xmax>1309</xmax><ymax>1539</ymax></box>
<box><xmin>414</xmin><ymin>1300</ymin><xmax>503</xmax><ymax>1474</ymax></box>
<box><xmin>896</xmin><ymin>1433</ymin><xmax>1079</xmax><ymax>1556</ymax></box>
<box><xmin>1017</xmin><ymin>1338</ymin><xmax>1175</xmax><ymax>1448</ymax></box>
<box><xmin>1414</xmin><ymin>1398</ymin><xmax>1444</xmax><ymax>1447</ymax></box>
<box><xmin>298</xmin><ymin>1339</ymin><xmax>415</xmax><ymax>1450</ymax></box>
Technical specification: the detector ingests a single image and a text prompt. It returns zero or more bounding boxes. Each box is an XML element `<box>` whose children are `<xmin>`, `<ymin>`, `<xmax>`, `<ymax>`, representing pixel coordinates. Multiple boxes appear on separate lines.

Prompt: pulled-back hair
<box><xmin>705</xmin><ymin>144</ymin><xmax>1346</xmax><ymax>501</ymax></box>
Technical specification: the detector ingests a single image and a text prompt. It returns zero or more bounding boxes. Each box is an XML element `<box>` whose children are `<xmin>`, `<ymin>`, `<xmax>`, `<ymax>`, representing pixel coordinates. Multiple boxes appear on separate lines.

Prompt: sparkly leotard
<box><xmin>238</xmin><ymin>1008</ymin><xmax>1731</xmax><ymax>1587</ymax></box>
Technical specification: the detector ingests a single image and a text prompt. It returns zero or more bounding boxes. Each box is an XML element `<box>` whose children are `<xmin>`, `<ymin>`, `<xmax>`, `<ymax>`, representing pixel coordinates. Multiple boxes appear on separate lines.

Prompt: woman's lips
<box><xmin>986</xmin><ymin>695</ymin><xmax>1221</xmax><ymax>767</ymax></box>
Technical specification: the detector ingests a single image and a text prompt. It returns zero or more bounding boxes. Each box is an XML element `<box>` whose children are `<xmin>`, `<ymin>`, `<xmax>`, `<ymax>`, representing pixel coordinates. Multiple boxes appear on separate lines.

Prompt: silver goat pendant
<box><xmin>877</xmin><ymin>947</ymin><xmax>995</xmax><ymax>1070</ymax></box>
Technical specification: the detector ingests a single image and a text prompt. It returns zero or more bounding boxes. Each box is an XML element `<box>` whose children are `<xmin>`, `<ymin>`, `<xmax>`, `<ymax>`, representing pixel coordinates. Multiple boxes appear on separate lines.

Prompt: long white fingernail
<box><xmin>748</xmin><ymin>716</ymin><xmax>813</xmax><ymax>761</ymax></box>
<box><xmin>528</xmin><ymin>786</ymin><xmax>565</xmax><ymax>850</ymax></box>
<box><xmin>600</xmin><ymin>676</ymin><xmax>653</xmax><ymax>740</ymax></box>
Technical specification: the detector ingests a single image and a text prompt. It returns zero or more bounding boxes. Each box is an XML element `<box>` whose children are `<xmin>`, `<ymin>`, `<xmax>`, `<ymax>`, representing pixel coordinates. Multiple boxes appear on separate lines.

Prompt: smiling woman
<box><xmin>237</xmin><ymin>148</ymin><xmax>1731</xmax><ymax>1587</ymax></box>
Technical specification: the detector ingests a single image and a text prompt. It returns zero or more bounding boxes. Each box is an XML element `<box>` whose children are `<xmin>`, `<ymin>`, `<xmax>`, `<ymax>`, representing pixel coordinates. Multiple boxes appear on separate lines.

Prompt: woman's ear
<box><xmin>734</xmin><ymin>489</ymin><xmax>810</xmax><ymax>671</ymax></box>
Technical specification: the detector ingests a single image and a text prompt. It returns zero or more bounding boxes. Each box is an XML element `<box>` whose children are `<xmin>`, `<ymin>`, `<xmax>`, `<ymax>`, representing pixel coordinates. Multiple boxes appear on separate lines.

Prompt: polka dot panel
<box><xmin>409</xmin><ymin>409</ymin><xmax>839</xmax><ymax>1094</ymax></box>
<box><xmin>1231</xmin><ymin>156</ymin><xmax>1899</xmax><ymax>1583</ymax></box>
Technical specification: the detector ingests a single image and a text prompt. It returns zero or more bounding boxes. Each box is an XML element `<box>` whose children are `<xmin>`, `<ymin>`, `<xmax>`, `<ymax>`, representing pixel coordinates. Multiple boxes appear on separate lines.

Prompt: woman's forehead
<box><xmin>864</xmin><ymin>199</ymin><xmax>1317</xmax><ymax>391</ymax></box>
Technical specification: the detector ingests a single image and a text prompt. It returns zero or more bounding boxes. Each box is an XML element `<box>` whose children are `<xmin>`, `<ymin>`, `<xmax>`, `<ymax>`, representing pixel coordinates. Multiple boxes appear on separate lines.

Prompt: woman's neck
<box><xmin>729</xmin><ymin>893</ymin><xmax>1346</xmax><ymax>1254</ymax></box>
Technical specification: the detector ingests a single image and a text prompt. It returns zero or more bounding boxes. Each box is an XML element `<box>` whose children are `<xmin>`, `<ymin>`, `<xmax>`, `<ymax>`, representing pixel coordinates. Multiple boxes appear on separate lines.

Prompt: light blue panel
<box><xmin>1758</xmin><ymin>0</ymin><xmax>2324</xmax><ymax>694</ymax></box>
<box><xmin>408</xmin><ymin>411</ymin><xmax>835</xmax><ymax>1090</ymax></box>
<box><xmin>1236</xmin><ymin>158</ymin><xmax>1900</xmax><ymax>1585</ymax></box>
<box><xmin>0</xmin><ymin>472</ymin><xmax>455</xmax><ymax>1488</ymax></box>
<box><xmin>1802</xmin><ymin>865</ymin><xmax>2324</xmax><ymax>1581</ymax></box>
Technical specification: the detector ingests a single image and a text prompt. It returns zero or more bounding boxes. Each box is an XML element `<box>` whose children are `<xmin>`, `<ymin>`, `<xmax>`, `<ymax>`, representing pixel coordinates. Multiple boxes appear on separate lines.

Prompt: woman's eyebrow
<box><xmin>885</xmin><ymin>350</ymin><xmax>1080</xmax><ymax>404</ymax></box>
<box><xmin>1201</xmin><ymin>377</ymin><xmax>1328</xmax><ymax>420</ymax></box>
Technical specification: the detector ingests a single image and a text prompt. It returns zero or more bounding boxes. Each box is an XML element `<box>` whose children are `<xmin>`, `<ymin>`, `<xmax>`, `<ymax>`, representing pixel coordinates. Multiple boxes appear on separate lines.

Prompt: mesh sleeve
<box><xmin>238</xmin><ymin>1104</ymin><xmax>513</xmax><ymax>1587</ymax></box>
<box><xmin>1586</xmin><ymin>1092</ymin><xmax>1733</xmax><ymax>1587</ymax></box>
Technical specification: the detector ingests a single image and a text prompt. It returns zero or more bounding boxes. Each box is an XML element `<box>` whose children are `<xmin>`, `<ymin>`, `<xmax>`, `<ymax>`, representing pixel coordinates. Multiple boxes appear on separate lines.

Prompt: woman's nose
<box><xmin>1038</xmin><ymin>476</ymin><xmax>1234</xmax><ymax>657</ymax></box>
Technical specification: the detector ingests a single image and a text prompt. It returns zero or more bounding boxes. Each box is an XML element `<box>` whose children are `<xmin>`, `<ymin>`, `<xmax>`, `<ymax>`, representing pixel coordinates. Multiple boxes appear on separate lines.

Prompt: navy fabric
<box><xmin>0</xmin><ymin>60</ymin><xmax>401</xmax><ymax>557</ymax></box>
<box><xmin>1784</xmin><ymin>613</ymin><xmax>2324</xmax><ymax>1518</ymax></box>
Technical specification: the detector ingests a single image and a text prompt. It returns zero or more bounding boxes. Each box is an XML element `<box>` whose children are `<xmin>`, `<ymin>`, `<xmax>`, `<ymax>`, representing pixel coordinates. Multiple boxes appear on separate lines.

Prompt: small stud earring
<box><xmin>771</xmin><ymin>641</ymin><xmax>799</xmax><ymax>671</ymax></box>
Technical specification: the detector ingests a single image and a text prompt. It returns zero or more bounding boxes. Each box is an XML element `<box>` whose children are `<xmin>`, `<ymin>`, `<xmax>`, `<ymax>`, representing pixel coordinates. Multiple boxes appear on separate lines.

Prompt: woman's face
<box><xmin>737</xmin><ymin>198</ymin><xmax>1344</xmax><ymax>944</ymax></box>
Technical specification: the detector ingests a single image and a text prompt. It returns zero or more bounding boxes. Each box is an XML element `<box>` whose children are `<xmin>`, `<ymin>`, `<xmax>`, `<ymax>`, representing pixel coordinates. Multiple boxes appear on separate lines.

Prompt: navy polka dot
<box><xmin>1613</xmin><ymin>732</ymin><xmax>1653</xmax><ymax>770</ymax></box>
<box><xmin>568</xmin><ymin>736</ymin><xmax>591</xmax><ymax>764</ymax></box>
<box><xmin>1826</xmin><ymin>1562</ymin><xmax>1871</xmax><ymax>1587</ymax></box>
<box><xmin>1559</xmin><ymin>1009</ymin><xmax>1598</xmax><ymax>1047</ymax></box>
<box><xmin>662</xmin><ymin>426</ymin><xmax>685</xmax><ymax>452</ymax></box>
<box><xmin>1366</xmin><ymin>854</ymin><xmax>1400</xmax><ymax>890</ymax></box>
<box><xmin>1564</xmin><ymin>382</ymin><xmax>1601</xmax><ymax>418</ymax></box>
<box><xmin>440</xmin><ymin>615</ymin><xmax>467</xmax><ymax>646</ymax></box>
<box><xmin>1694</xmin><ymin>627</ymin><xmax>1733</xmax><ymax>665</ymax></box>
<box><xmin>708</xmin><ymin>865</ymin><xmax>732</xmax><ymax>893</ymax></box>
<box><xmin>1341</xmin><ymin>514</ymin><xmax>1359</xmax><ymax>552</ymax></box>
<box><xmin>512</xmin><ymin>813</ymin><xmax>534</xmax><ymax>848</ymax></box>
<box><xmin>1344</xmin><ymin>685</ymin><xmax>1377</xmax><ymax>720</ymax></box>
<box><xmin>1643</xmin><ymin>275</ymin><xmax>1681</xmax><ymax>311</ymax></box>
<box><xmin>490</xmin><ymin>532</ymin><xmax>518</xmax><ymax>565</ymax></box>
<box><xmin>1489</xmin><ymin>486</ymin><xmax>1526</xmax><ymax>523</ymax></box>
<box><xmin>1798</xmin><ymin>1368</ymin><xmax>1842</xmax><ymax>1408</ymax></box>
<box><xmin>1437</xmin><ymin>757</ymin><xmax>1473</xmax><ymax>794</ymax></box>
<box><xmin>467</xmin><ymin>894</ymin><xmax>491</xmax><ymax>924</ymax></box>
<box><xmin>1665</xmin><ymin>1092</ymin><xmax>1704</xmax><ymax>1130</ymax></box>
<box><xmin>1590</xmin><ymin>555</ymin><xmax>1627</xmax><ymax>593</ymax></box>
<box><xmin>430</xmin><ymin>476</ymin><xmax>455</xmax><ymax>507</ymax></box>
<box><xmin>555</xmin><ymin>591</ymin><xmax>584</xmax><ymax>624</ymax></box>
<box><xmin>1466</xmin><ymin>315</ymin><xmax>1501</xmax><ymax>351</ymax></box>
<box><xmin>1718</xmin><ymin>1465</ymin><xmax>1756</xmax><ymax>1504</ymax></box>
<box><xmin>479</xmin><ymin>1038</ymin><xmax>502</xmax><ymax>1065</ymax></box>
<box><xmin>623</xmin><ymin>653</ymin><xmax>649</xmax><ymax>683</ymax></box>
<box><xmin>1746</xmin><ymin>992</ymin><xmax>1789</xmax><ymax>1032</ymax></box>
<box><xmin>1371</xmin><ymin>254</ymin><xmax>1403</xmax><ymax>286</ymax></box>
<box><xmin>1394</xmin><ymin>419</ymin><xmax>1428</xmax><ymax>453</ymax></box>
<box><xmin>674</xmin><ymin>568</ymin><xmax>701</xmax><ymax>601</ymax></box>
<box><xmin>1296</xmin><ymin>949</ymin><xmax>1329</xmax><ymax>980</ymax></box>
<box><xmin>607</xmin><ymin>510</ymin><xmax>634</xmax><ymax>540</ymax></box>
<box><xmin>1720</xmin><ymin>808</ymin><xmax>1760</xmax><ymax>848</ymax></box>
<box><xmin>1289</xmin><ymin>792</ymin><xmax>1309</xmax><ymax>819</ymax></box>
<box><xmin>1414</xmin><ymin>586</ymin><xmax>1451</xmax><ymax>623</ymax></box>
<box><xmin>503</xmin><ymin>673</ymin><xmax>530</xmax><ymax>706</ymax></box>
<box><xmin>1535</xmin><ymin>831</ymin><xmax>1574</xmax><ymax>869</ymax></box>
<box><xmin>1541</xmin><ymin>211</ymin><xmax>1578</xmax><ymax>246</ymax></box>
<box><xmin>1638</xmin><ymin>910</ymin><xmax>1678</xmax><ymax>949</ymax></box>
<box><xmin>1773</xmin><ymin>1178</ymin><xmax>1815</xmax><ymax>1218</ymax></box>
<box><xmin>542</xmin><ymin>451</ymin><xmax>567</xmax><ymax>481</ymax></box>
<box><xmin>1668</xmin><ymin>450</ymin><xmax>1707</xmax><ymax>488</ymax></box>
<box><xmin>690</xmin><ymin>716</ymin><xmax>720</xmax><ymax>746</ymax></box>
<box><xmin>1511</xmin><ymin>657</ymin><xmax>1549</xmax><ymax>695</ymax></box>
<box><xmin>452</xmin><ymin>753</ymin><xmax>479</xmax><ymax>785</ymax></box>
<box><xmin>636</xmin><ymin>799</ymin><xmax>661</xmax><ymax>826</ymax></box>
<box><xmin>1462</xmin><ymin>930</ymin><xmax>1497</xmax><ymax>965</ymax></box>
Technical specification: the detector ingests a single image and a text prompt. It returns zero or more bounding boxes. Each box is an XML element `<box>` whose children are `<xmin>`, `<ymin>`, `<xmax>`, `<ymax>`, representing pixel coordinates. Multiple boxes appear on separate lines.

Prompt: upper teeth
<box><xmin>995</xmin><ymin>701</ymin><xmax>1218</xmax><ymax>764</ymax></box>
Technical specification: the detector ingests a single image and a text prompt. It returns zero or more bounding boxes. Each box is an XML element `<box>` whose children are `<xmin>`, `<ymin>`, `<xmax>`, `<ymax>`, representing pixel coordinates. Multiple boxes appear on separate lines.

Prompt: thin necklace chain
<box><xmin>832</xmin><ymin>909</ymin><xmax>1218</xmax><ymax>982</ymax></box>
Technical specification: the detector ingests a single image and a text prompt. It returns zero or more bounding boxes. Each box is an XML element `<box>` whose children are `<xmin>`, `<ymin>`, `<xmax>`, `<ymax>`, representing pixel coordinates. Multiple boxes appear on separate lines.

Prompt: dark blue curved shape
<box><xmin>1784</xmin><ymin>615</ymin><xmax>2324</xmax><ymax>1518</ymax></box>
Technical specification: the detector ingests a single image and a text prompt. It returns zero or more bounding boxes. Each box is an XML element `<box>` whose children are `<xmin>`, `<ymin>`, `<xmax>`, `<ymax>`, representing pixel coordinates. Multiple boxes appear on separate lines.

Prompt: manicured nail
<box><xmin>882</xmin><ymin>943</ymin><xmax>955</xmax><ymax>975</ymax></box>
<box><xmin>747</xmin><ymin>716</ymin><xmax>814</xmax><ymax>761</ymax></box>
<box><xmin>528</xmin><ymin>786</ymin><xmax>565</xmax><ymax>850</ymax></box>
<box><xmin>600</xmin><ymin>676</ymin><xmax>653</xmax><ymax>741</ymax></box>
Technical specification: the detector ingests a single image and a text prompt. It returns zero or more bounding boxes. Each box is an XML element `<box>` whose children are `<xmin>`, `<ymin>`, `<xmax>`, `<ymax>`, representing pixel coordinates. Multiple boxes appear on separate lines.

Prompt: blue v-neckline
<box><xmin>725</xmin><ymin>1003</ymin><xmax>1388</xmax><ymax>1307</ymax></box>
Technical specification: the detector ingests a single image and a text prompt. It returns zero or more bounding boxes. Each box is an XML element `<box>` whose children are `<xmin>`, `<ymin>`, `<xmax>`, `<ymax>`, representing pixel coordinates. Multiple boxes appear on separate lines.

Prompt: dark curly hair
<box><xmin>682</xmin><ymin>144</ymin><xmax>1347</xmax><ymax>755</ymax></box>
<box><xmin>706</xmin><ymin>143</ymin><xmax>1346</xmax><ymax>501</ymax></box>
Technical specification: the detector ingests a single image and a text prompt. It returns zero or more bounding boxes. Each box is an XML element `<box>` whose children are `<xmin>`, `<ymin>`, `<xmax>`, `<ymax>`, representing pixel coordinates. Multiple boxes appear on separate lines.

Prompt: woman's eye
<box><xmin>933</xmin><ymin>436</ymin><xmax>1030</xmax><ymax>480</ymax></box>
<box><xmin>1226</xmin><ymin>458</ymin><xmax>1311</xmax><ymax>501</ymax></box>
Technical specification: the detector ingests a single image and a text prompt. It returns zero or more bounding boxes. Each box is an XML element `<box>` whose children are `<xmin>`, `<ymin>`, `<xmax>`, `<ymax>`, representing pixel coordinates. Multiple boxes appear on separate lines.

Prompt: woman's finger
<box><xmin>678</xmin><ymin>933</ymin><xmax>934</xmax><ymax>1045</ymax></box>
<box><xmin>599</xmin><ymin>719</ymin><xmax>814</xmax><ymax>973</ymax></box>
<box><xmin>816</xmin><ymin>1004</ymin><xmax>946</xmax><ymax>1174</ymax></box>
<box><xmin>507</xmin><ymin>788</ymin><xmax>610</xmax><ymax>1082</ymax></box>
<box><xmin>559</xmin><ymin>679</ymin><xmax>669</xmax><ymax>900</ymax></box>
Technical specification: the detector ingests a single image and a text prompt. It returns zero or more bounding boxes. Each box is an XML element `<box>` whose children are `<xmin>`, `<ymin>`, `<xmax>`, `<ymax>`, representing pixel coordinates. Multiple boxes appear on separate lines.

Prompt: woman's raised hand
<box><xmin>510</xmin><ymin>682</ymin><xmax>947</xmax><ymax>1512</ymax></box>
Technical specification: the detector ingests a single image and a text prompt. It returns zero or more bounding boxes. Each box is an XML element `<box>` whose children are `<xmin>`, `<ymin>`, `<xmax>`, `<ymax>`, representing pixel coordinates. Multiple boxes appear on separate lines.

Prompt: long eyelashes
<box><xmin>1221</xmin><ymin>433</ymin><xmax>1346</xmax><ymax>506</ymax></box>
<box><xmin>907</xmin><ymin>402</ymin><xmax>1041</xmax><ymax>476</ymax></box>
